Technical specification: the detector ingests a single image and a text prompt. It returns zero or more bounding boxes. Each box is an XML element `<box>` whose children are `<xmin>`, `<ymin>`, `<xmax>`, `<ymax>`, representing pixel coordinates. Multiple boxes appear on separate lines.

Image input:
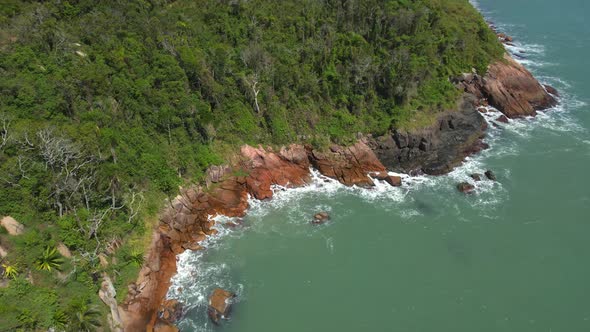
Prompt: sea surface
<box><xmin>168</xmin><ymin>1</ymin><xmax>590</xmax><ymax>331</ymax></box>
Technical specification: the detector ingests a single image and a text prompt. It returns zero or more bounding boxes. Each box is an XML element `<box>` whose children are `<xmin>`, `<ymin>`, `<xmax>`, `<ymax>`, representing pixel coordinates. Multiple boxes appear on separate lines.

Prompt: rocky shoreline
<box><xmin>114</xmin><ymin>38</ymin><xmax>557</xmax><ymax>331</ymax></box>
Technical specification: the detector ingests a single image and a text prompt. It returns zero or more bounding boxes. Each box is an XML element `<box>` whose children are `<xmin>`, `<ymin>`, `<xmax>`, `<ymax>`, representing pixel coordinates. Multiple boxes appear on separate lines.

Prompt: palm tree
<box><xmin>34</xmin><ymin>247</ymin><xmax>64</xmax><ymax>271</ymax></box>
<box><xmin>68</xmin><ymin>306</ymin><xmax>101</xmax><ymax>332</ymax></box>
<box><xmin>1</xmin><ymin>262</ymin><xmax>18</xmax><ymax>279</ymax></box>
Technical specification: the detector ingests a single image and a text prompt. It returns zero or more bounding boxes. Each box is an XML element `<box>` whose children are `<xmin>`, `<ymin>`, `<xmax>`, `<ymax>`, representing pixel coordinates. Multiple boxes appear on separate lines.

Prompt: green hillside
<box><xmin>0</xmin><ymin>0</ymin><xmax>502</xmax><ymax>329</ymax></box>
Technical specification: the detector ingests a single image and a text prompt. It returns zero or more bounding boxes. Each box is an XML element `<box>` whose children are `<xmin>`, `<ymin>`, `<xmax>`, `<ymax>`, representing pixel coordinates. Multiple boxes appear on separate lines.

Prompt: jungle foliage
<box><xmin>0</xmin><ymin>0</ymin><xmax>502</xmax><ymax>329</ymax></box>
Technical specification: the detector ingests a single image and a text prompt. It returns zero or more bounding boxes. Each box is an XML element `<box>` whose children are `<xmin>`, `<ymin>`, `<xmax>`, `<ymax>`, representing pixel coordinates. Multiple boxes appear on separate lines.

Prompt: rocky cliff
<box><xmin>368</xmin><ymin>94</ymin><xmax>488</xmax><ymax>175</ymax></box>
<box><xmin>456</xmin><ymin>53</ymin><xmax>557</xmax><ymax>118</ymax></box>
<box><xmin>119</xmin><ymin>50</ymin><xmax>558</xmax><ymax>331</ymax></box>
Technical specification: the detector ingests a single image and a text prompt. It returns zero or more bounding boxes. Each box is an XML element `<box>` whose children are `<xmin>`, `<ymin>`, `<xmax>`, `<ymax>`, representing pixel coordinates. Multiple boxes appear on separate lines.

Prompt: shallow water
<box><xmin>169</xmin><ymin>1</ymin><xmax>590</xmax><ymax>331</ymax></box>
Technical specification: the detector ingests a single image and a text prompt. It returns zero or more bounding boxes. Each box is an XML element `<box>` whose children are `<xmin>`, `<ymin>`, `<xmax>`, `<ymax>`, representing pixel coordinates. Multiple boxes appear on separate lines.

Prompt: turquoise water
<box><xmin>169</xmin><ymin>1</ymin><xmax>590</xmax><ymax>331</ymax></box>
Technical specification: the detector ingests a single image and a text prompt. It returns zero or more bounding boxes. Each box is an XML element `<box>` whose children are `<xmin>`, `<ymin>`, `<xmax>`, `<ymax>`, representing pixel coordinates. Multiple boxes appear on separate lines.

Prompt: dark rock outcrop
<box><xmin>496</xmin><ymin>115</ymin><xmax>509</xmax><ymax>123</ymax></box>
<box><xmin>485</xmin><ymin>170</ymin><xmax>497</xmax><ymax>181</ymax></box>
<box><xmin>470</xmin><ymin>174</ymin><xmax>482</xmax><ymax>181</ymax></box>
<box><xmin>457</xmin><ymin>182</ymin><xmax>475</xmax><ymax>194</ymax></box>
<box><xmin>368</xmin><ymin>95</ymin><xmax>487</xmax><ymax>175</ymax></box>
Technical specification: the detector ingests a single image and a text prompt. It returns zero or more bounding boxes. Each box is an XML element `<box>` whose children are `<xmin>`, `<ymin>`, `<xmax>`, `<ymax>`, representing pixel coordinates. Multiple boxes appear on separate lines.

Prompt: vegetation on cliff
<box><xmin>0</xmin><ymin>0</ymin><xmax>502</xmax><ymax>329</ymax></box>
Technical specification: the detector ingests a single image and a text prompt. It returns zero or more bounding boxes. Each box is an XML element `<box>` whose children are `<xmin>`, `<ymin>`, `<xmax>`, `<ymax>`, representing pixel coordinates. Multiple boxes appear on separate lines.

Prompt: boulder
<box><xmin>310</xmin><ymin>141</ymin><xmax>385</xmax><ymax>187</ymax></box>
<box><xmin>311</xmin><ymin>212</ymin><xmax>330</xmax><ymax>225</ymax></box>
<box><xmin>544</xmin><ymin>84</ymin><xmax>559</xmax><ymax>97</ymax></box>
<box><xmin>0</xmin><ymin>244</ymin><xmax>8</xmax><ymax>258</ymax></box>
<box><xmin>485</xmin><ymin>170</ymin><xmax>497</xmax><ymax>181</ymax></box>
<box><xmin>384</xmin><ymin>175</ymin><xmax>402</xmax><ymax>187</ymax></box>
<box><xmin>1</xmin><ymin>216</ymin><xmax>24</xmax><ymax>235</ymax></box>
<box><xmin>208</xmin><ymin>288</ymin><xmax>235</xmax><ymax>325</ymax></box>
<box><xmin>457</xmin><ymin>182</ymin><xmax>475</xmax><ymax>194</ymax></box>
<box><xmin>157</xmin><ymin>299</ymin><xmax>183</xmax><ymax>324</ymax></box>
<box><xmin>470</xmin><ymin>174</ymin><xmax>482</xmax><ymax>181</ymax></box>
<box><xmin>479</xmin><ymin>54</ymin><xmax>557</xmax><ymax>118</ymax></box>
<box><xmin>371</xmin><ymin>171</ymin><xmax>389</xmax><ymax>181</ymax></box>
<box><xmin>57</xmin><ymin>242</ymin><xmax>72</xmax><ymax>258</ymax></box>
<box><xmin>495</xmin><ymin>115</ymin><xmax>509</xmax><ymax>123</ymax></box>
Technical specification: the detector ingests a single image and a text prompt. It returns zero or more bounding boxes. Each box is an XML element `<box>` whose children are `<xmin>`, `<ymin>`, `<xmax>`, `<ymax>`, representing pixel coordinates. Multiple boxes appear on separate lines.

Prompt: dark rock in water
<box><xmin>485</xmin><ymin>170</ymin><xmax>497</xmax><ymax>181</ymax></box>
<box><xmin>544</xmin><ymin>84</ymin><xmax>559</xmax><ymax>97</ymax></box>
<box><xmin>311</xmin><ymin>211</ymin><xmax>330</xmax><ymax>225</ymax></box>
<box><xmin>384</xmin><ymin>175</ymin><xmax>402</xmax><ymax>187</ymax></box>
<box><xmin>414</xmin><ymin>199</ymin><xmax>436</xmax><ymax>216</ymax></box>
<box><xmin>367</xmin><ymin>94</ymin><xmax>488</xmax><ymax>175</ymax></box>
<box><xmin>477</xmin><ymin>107</ymin><xmax>488</xmax><ymax>113</ymax></box>
<box><xmin>470</xmin><ymin>173</ymin><xmax>482</xmax><ymax>181</ymax></box>
<box><xmin>496</xmin><ymin>115</ymin><xmax>509</xmax><ymax>123</ymax></box>
<box><xmin>208</xmin><ymin>288</ymin><xmax>236</xmax><ymax>325</ymax></box>
<box><xmin>457</xmin><ymin>182</ymin><xmax>475</xmax><ymax>194</ymax></box>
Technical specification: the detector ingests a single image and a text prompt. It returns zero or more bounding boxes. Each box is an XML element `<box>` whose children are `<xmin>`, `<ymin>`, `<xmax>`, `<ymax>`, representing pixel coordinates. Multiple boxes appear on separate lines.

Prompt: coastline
<box><xmin>116</xmin><ymin>31</ymin><xmax>558</xmax><ymax>332</ymax></box>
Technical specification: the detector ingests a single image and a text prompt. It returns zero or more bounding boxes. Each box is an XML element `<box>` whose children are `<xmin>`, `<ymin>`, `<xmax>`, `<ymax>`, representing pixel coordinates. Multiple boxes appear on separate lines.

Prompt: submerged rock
<box><xmin>485</xmin><ymin>170</ymin><xmax>497</xmax><ymax>181</ymax></box>
<box><xmin>312</xmin><ymin>212</ymin><xmax>330</xmax><ymax>225</ymax></box>
<box><xmin>208</xmin><ymin>288</ymin><xmax>236</xmax><ymax>325</ymax></box>
<box><xmin>457</xmin><ymin>182</ymin><xmax>475</xmax><ymax>194</ymax></box>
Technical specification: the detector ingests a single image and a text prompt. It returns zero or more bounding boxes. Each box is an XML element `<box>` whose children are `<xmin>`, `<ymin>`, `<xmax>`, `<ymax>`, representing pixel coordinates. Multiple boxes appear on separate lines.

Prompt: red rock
<box><xmin>208</xmin><ymin>288</ymin><xmax>235</xmax><ymax>325</ymax></box>
<box><xmin>477</xmin><ymin>107</ymin><xmax>488</xmax><ymax>113</ymax></box>
<box><xmin>311</xmin><ymin>212</ymin><xmax>330</xmax><ymax>225</ymax></box>
<box><xmin>371</xmin><ymin>171</ymin><xmax>389</xmax><ymax>180</ymax></box>
<box><xmin>481</xmin><ymin>54</ymin><xmax>557</xmax><ymax>118</ymax></box>
<box><xmin>384</xmin><ymin>175</ymin><xmax>402</xmax><ymax>187</ymax></box>
<box><xmin>310</xmin><ymin>142</ymin><xmax>385</xmax><ymax>187</ymax></box>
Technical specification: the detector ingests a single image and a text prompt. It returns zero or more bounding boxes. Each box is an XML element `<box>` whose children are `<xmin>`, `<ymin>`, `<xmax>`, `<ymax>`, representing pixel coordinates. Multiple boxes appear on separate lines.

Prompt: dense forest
<box><xmin>0</xmin><ymin>0</ymin><xmax>503</xmax><ymax>330</ymax></box>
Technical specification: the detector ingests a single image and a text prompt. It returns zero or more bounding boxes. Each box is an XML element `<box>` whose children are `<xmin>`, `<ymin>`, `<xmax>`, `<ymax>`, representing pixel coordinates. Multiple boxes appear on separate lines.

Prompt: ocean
<box><xmin>168</xmin><ymin>0</ymin><xmax>590</xmax><ymax>330</ymax></box>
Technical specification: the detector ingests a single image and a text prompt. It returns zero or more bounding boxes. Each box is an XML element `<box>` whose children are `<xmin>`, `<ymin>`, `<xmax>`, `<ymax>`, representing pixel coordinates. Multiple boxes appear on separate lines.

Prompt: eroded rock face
<box><xmin>157</xmin><ymin>299</ymin><xmax>183</xmax><ymax>325</ymax></box>
<box><xmin>309</xmin><ymin>141</ymin><xmax>386</xmax><ymax>187</ymax></box>
<box><xmin>241</xmin><ymin>145</ymin><xmax>311</xmax><ymax>200</ymax></box>
<box><xmin>368</xmin><ymin>95</ymin><xmax>487</xmax><ymax>175</ymax></box>
<box><xmin>208</xmin><ymin>288</ymin><xmax>235</xmax><ymax>325</ymax></box>
<box><xmin>457</xmin><ymin>54</ymin><xmax>557</xmax><ymax>118</ymax></box>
